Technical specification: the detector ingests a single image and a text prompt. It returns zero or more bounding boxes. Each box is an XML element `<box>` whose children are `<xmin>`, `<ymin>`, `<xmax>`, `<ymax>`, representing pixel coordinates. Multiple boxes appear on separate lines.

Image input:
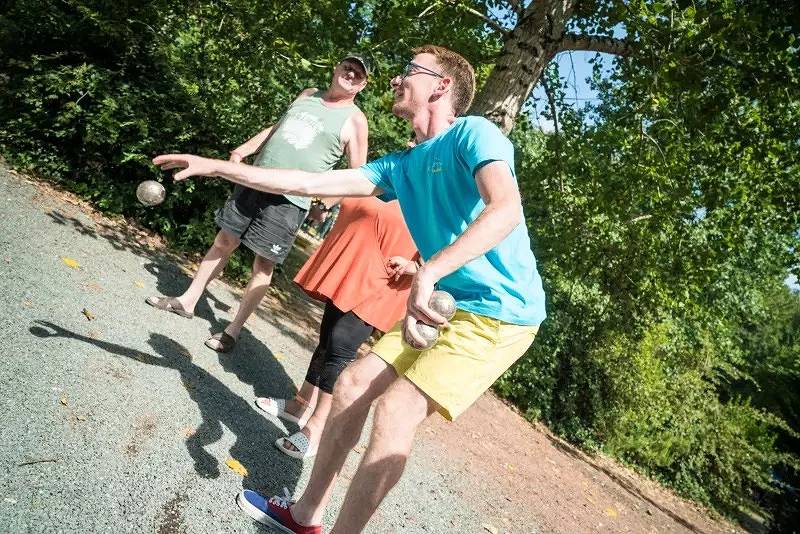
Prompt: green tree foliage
<box><xmin>0</xmin><ymin>0</ymin><xmax>383</xmax><ymax>248</ymax></box>
<box><xmin>1</xmin><ymin>0</ymin><xmax>799</xmax><ymax>524</ymax></box>
<box><xmin>496</xmin><ymin>0</ymin><xmax>800</xmax><ymax>520</ymax></box>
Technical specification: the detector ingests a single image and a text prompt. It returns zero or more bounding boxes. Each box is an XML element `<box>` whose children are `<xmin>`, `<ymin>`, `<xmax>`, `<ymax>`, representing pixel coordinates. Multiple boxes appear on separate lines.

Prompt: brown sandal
<box><xmin>205</xmin><ymin>331</ymin><xmax>237</xmax><ymax>353</ymax></box>
<box><xmin>145</xmin><ymin>296</ymin><xmax>194</xmax><ymax>318</ymax></box>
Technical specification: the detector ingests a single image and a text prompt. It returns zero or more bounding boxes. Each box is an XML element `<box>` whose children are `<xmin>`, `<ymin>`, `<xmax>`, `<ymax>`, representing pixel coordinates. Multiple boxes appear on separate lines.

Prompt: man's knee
<box><xmin>332</xmin><ymin>354</ymin><xmax>396</xmax><ymax>411</ymax></box>
<box><xmin>373</xmin><ymin>381</ymin><xmax>431</xmax><ymax>435</ymax></box>
<box><xmin>331</xmin><ymin>365</ymin><xmax>368</xmax><ymax>408</ymax></box>
<box><xmin>212</xmin><ymin>230</ymin><xmax>240</xmax><ymax>253</ymax></box>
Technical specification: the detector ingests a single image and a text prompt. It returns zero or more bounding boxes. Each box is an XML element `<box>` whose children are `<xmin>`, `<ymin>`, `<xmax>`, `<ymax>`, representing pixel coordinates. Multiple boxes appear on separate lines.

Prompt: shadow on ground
<box><xmin>142</xmin><ymin>261</ymin><xmax>231</xmax><ymax>334</ymax></box>
<box><xmin>45</xmin><ymin>208</ymin><xmax>178</xmax><ymax>263</ymax></box>
<box><xmin>30</xmin><ymin>320</ymin><xmax>303</xmax><ymax>496</ymax></box>
<box><xmin>45</xmin><ymin>204</ymin><xmax>324</xmax><ymax>351</ymax></box>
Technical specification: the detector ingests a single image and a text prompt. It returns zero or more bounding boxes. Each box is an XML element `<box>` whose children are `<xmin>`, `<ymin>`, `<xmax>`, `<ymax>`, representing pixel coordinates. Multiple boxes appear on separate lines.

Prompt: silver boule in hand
<box><xmin>403</xmin><ymin>290</ymin><xmax>457</xmax><ymax>350</ymax></box>
<box><xmin>136</xmin><ymin>180</ymin><xmax>166</xmax><ymax>206</ymax></box>
<box><xmin>429</xmin><ymin>290</ymin><xmax>456</xmax><ymax>321</ymax></box>
<box><xmin>412</xmin><ymin>321</ymin><xmax>440</xmax><ymax>351</ymax></box>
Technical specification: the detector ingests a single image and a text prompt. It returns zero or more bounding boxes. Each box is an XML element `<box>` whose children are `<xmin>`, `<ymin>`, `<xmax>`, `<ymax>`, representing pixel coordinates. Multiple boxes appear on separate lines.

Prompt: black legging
<box><xmin>304</xmin><ymin>301</ymin><xmax>374</xmax><ymax>394</ymax></box>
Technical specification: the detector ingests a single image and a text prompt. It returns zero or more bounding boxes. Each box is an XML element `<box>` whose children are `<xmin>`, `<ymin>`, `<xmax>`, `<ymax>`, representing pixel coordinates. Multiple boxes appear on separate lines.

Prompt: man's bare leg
<box><xmin>175</xmin><ymin>229</ymin><xmax>240</xmax><ymax>313</ymax></box>
<box><xmin>331</xmin><ymin>377</ymin><xmax>435</xmax><ymax>533</ymax></box>
<box><xmin>222</xmin><ymin>254</ymin><xmax>274</xmax><ymax>339</ymax></box>
<box><xmin>289</xmin><ymin>353</ymin><xmax>398</xmax><ymax>526</ymax></box>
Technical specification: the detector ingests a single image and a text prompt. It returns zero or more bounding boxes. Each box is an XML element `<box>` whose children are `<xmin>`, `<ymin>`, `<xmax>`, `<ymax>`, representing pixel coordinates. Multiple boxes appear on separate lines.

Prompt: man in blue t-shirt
<box><xmin>155</xmin><ymin>44</ymin><xmax>546</xmax><ymax>534</ymax></box>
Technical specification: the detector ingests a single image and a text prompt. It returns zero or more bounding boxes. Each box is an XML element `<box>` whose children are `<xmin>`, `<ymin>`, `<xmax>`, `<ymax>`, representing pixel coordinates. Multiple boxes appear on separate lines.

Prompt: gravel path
<box><xmin>0</xmin><ymin>165</ymin><xmax>743</xmax><ymax>534</ymax></box>
<box><xmin>0</xmin><ymin>166</ymin><xmax>503</xmax><ymax>534</ymax></box>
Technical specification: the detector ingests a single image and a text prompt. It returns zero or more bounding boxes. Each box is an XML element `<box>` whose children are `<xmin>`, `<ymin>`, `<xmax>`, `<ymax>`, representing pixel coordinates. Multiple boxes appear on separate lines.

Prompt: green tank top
<box><xmin>253</xmin><ymin>91</ymin><xmax>359</xmax><ymax>210</ymax></box>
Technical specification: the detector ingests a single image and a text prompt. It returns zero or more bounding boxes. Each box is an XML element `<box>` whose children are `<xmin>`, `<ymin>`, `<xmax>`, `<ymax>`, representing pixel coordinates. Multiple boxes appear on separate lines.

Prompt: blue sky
<box><xmin>528</xmin><ymin>50</ymin><xmax>610</xmax><ymax>132</ymax></box>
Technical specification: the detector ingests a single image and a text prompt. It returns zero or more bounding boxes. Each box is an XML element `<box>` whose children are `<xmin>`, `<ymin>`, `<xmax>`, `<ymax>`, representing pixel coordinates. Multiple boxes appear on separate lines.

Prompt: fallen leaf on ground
<box><xmin>225</xmin><ymin>458</ymin><xmax>248</xmax><ymax>477</ymax></box>
<box><xmin>273</xmin><ymin>352</ymin><xmax>285</xmax><ymax>361</ymax></box>
<box><xmin>76</xmin><ymin>415</ymin><xmax>87</xmax><ymax>422</ymax></box>
<box><xmin>134</xmin><ymin>280</ymin><xmax>145</xmax><ymax>288</ymax></box>
<box><xmin>505</xmin><ymin>463</ymin><xmax>515</xmax><ymax>472</ymax></box>
<box><xmin>87</xmin><ymin>330</ymin><xmax>101</xmax><ymax>339</ymax></box>
<box><xmin>482</xmin><ymin>524</ymin><xmax>498</xmax><ymax>534</ymax></box>
<box><xmin>60</xmin><ymin>397</ymin><xmax>68</xmax><ymax>406</ymax></box>
<box><xmin>61</xmin><ymin>257</ymin><xmax>80</xmax><ymax>269</ymax></box>
<box><xmin>605</xmin><ymin>507</ymin><xmax>618</xmax><ymax>517</ymax></box>
<box><xmin>82</xmin><ymin>308</ymin><xmax>95</xmax><ymax>321</ymax></box>
<box><xmin>183</xmin><ymin>427</ymin><xmax>196</xmax><ymax>437</ymax></box>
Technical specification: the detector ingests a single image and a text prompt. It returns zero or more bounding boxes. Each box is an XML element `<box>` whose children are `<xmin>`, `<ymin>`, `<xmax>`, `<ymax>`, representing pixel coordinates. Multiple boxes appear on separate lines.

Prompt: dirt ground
<box><xmin>13</xmin><ymin>169</ymin><xmax>746</xmax><ymax>534</ymax></box>
<box><xmin>418</xmin><ymin>396</ymin><xmax>744</xmax><ymax>534</ymax></box>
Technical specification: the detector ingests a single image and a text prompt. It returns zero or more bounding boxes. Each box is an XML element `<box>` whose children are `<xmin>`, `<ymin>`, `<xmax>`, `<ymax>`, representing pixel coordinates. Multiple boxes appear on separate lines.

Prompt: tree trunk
<box><xmin>470</xmin><ymin>0</ymin><xmax>577</xmax><ymax>134</ymax></box>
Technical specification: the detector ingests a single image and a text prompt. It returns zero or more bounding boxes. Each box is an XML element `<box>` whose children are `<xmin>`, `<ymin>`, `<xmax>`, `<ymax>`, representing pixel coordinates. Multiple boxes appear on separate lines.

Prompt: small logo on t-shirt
<box><xmin>430</xmin><ymin>158</ymin><xmax>443</xmax><ymax>174</ymax></box>
<box><xmin>270</xmin><ymin>244</ymin><xmax>283</xmax><ymax>255</ymax></box>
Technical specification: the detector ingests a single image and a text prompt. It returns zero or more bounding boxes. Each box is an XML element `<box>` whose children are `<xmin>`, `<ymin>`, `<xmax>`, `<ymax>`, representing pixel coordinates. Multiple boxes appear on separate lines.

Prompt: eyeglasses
<box><xmin>400</xmin><ymin>61</ymin><xmax>444</xmax><ymax>82</ymax></box>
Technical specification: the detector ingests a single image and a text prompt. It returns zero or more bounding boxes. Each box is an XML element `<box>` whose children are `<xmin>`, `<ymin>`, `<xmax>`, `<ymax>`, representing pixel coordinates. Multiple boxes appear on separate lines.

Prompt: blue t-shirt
<box><xmin>360</xmin><ymin>116</ymin><xmax>546</xmax><ymax>326</ymax></box>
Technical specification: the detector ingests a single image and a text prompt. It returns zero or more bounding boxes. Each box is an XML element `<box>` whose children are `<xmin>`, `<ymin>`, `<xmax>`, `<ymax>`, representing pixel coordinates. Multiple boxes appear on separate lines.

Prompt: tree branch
<box><xmin>541</xmin><ymin>76</ymin><xmax>564</xmax><ymax>193</ymax></box>
<box><xmin>559</xmin><ymin>33</ymin><xmax>632</xmax><ymax>56</ymax></box>
<box><xmin>444</xmin><ymin>0</ymin><xmax>509</xmax><ymax>35</ymax></box>
<box><xmin>506</xmin><ymin>0</ymin><xmax>524</xmax><ymax>16</ymax></box>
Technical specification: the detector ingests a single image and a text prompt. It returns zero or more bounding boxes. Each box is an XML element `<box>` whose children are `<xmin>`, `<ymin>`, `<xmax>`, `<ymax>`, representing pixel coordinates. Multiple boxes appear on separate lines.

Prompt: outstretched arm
<box><xmin>152</xmin><ymin>154</ymin><xmax>382</xmax><ymax>198</ymax></box>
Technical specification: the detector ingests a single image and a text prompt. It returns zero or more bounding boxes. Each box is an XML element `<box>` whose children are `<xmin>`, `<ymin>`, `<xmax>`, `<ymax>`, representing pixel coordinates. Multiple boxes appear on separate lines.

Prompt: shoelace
<box><xmin>268</xmin><ymin>487</ymin><xmax>294</xmax><ymax>510</ymax></box>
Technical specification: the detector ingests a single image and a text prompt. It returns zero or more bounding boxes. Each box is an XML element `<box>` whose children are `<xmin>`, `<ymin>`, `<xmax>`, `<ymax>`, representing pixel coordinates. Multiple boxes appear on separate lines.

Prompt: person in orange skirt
<box><xmin>255</xmin><ymin>196</ymin><xmax>418</xmax><ymax>459</ymax></box>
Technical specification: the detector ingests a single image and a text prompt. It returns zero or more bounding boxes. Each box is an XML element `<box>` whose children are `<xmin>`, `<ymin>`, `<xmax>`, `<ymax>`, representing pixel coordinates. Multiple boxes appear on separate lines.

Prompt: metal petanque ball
<box><xmin>402</xmin><ymin>291</ymin><xmax>456</xmax><ymax>350</ymax></box>
<box><xmin>412</xmin><ymin>321</ymin><xmax>440</xmax><ymax>351</ymax></box>
<box><xmin>136</xmin><ymin>180</ymin><xmax>166</xmax><ymax>206</ymax></box>
<box><xmin>429</xmin><ymin>290</ymin><xmax>456</xmax><ymax>320</ymax></box>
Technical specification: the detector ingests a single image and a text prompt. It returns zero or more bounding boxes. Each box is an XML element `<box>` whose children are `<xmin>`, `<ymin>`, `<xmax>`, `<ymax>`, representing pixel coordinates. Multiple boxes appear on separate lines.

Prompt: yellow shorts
<box><xmin>371</xmin><ymin>310</ymin><xmax>538</xmax><ymax>421</ymax></box>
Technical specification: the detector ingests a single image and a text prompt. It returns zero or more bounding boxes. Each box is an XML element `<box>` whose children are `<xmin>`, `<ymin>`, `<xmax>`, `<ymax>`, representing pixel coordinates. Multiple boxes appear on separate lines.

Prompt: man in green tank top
<box><xmin>146</xmin><ymin>54</ymin><xmax>370</xmax><ymax>353</ymax></box>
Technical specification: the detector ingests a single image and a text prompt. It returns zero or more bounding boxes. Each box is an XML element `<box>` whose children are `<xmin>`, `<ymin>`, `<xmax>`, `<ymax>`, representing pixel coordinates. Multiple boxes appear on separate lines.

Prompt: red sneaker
<box><xmin>236</xmin><ymin>489</ymin><xmax>322</xmax><ymax>534</ymax></box>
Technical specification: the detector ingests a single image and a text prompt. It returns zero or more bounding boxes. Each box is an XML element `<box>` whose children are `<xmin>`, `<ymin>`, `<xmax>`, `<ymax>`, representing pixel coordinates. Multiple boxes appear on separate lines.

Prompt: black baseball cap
<box><xmin>341</xmin><ymin>53</ymin><xmax>372</xmax><ymax>77</ymax></box>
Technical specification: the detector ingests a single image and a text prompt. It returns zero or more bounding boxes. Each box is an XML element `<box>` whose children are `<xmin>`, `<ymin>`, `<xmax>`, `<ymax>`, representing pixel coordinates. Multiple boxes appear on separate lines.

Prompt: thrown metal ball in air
<box><xmin>136</xmin><ymin>180</ymin><xmax>166</xmax><ymax>206</ymax></box>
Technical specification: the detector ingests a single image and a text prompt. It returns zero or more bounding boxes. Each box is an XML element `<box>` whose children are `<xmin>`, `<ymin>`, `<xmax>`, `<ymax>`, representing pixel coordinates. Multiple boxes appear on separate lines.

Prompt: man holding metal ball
<box><xmin>154</xmin><ymin>44</ymin><xmax>546</xmax><ymax>534</ymax></box>
<box><xmin>146</xmin><ymin>54</ymin><xmax>371</xmax><ymax>353</ymax></box>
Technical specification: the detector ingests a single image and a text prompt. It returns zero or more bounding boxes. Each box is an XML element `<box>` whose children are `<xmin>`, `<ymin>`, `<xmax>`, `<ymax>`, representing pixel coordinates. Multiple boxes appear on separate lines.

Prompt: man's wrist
<box><xmin>416</xmin><ymin>263</ymin><xmax>443</xmax><ymax>284</ymax></box>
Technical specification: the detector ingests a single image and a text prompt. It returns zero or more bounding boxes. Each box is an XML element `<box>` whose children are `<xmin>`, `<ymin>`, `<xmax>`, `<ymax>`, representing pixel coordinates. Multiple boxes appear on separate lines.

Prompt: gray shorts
<box><xmin>215</xmin><ymin>185</ymin><xmax>307</xmax><ymax>264</ymax></box>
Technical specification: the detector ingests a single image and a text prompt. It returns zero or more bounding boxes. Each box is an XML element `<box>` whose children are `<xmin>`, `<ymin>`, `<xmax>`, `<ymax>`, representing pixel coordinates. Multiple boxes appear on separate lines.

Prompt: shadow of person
<box><xmin>142</xmin><ymin>261</ymin><xmax>231</xmax><ymax>331</ymax></box>
<box><xmin>29</xmin><ymin>320</ymin><xmax>303</xmax><ymax>494</ymax></box>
